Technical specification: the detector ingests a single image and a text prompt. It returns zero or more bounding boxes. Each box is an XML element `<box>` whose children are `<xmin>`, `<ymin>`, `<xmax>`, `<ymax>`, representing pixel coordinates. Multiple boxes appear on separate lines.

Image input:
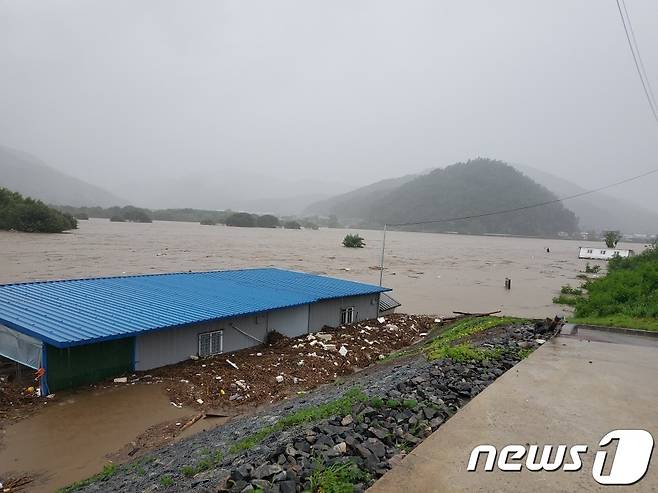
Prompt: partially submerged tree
<box><xmin>256</xmin><ymin>214</ymin><xmax>280</xmax><ymax>228</ymax></box>
<box><xmin>0</xmin><ymin>187</ymin><xmax>77</xmax><ymax>233</ymax></box>
<box><xmin>343</xmin><ymin>233</ymin><xmax>365</xmax><ymax>248</ymax></box>
<box><xmin>604</xmin><ymin>230</ymin><xmax>621</xmax><ymax>249</ymax></box>
<box><xmin>283</xmin><ymin>220</ymin><xmax>302</xmax><ymax>230</ymax></box>
<box><xmin>226</xmin><ymin>212</ymin><xmax>256</xmax><ymax>227</ymax></box>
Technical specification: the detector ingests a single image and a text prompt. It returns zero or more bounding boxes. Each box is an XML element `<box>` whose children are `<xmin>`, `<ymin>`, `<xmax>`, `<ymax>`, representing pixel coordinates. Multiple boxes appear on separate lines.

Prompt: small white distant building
<box><xmin>578</xmin><ymin>247</ymin><xmax>634</xmax><ymax>260</ymax></box>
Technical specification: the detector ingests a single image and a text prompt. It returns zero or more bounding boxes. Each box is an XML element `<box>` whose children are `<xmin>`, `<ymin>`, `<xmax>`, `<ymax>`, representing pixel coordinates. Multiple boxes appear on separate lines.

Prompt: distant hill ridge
<box><xmin>305</xmin><ymin>158</ymin><xmax>579</xmax><ymax>236</ymax></box>
<box><xmin>305</xmin><ymin>158</ymin><xmax>658</xmax><ymax>234</ymax></box>
<box><xmin>0</xmin><ymin>145</ymin><xmax>124</xmax><ymax>207</ymax></box>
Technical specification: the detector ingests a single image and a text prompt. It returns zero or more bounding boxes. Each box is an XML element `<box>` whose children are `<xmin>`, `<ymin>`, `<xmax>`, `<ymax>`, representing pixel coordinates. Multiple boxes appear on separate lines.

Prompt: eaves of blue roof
<box><xmin>0</xmin><ymin>268</ymin><xmax>390</xmax><ymax>348</ymax></box>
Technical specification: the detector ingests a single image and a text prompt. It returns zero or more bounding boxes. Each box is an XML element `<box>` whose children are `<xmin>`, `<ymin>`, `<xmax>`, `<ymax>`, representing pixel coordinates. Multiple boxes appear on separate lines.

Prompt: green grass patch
<box><xmin>569</xmin><ymin>315</ymin><xmax>658</xmax><ymax>332</ymax></box>
<box><xmin>310</xmin><ymin>460</ymin><xmax>370</xmax><ymax>493</ymax></box>
<box><xmin>160</xmin><ymin>475</ymin><xmax>174</xmax><ymax>487</ymax></box>
<box><xmin>423</xmin><ymin>316</ymin><xmax>526</xmax><ymax>362</ymax></box>
<box><xmin>552</xmin><ymin>294</ymin><xmax>580</xmax><ymax>306</ymax></box>
<box><xmin>557</xmin><ymin>247</ymin><xmax>658</xmax><ymax>330</ymax></box>
<box><xmin>180</xmin><ymin>448</ymin><xmax>224</xmax><ymax>477</ymax></box>
<box><xmin>57</xmin><ymin>464</ymin><xmax>118</xmax><ymax>493</ymax></box>
<box><xmin>517</xmin><ymin>348</ymin><xmax>533</xmax><ymax>359</ymax></box>
<box><xmin>441</xmin><ymin>344</ymin><xmax>504</xmax><ymax>363</ymax></box>
<box><xmin>229</xmin><ymin>388</ymin><xmax>369</xmax><ymax>454</ymax></box>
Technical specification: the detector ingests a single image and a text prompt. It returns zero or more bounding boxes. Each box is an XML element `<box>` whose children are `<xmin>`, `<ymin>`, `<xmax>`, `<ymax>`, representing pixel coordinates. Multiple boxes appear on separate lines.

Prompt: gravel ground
<box><xmin>76</xmin><ymin>319</ymin><xmax>557</xmax><ymax>493</ymax></box>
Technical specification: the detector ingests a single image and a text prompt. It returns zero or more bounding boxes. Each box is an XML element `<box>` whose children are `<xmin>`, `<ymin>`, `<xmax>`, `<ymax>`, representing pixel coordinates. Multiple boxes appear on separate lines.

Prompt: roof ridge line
<box><xmin>0</xmin><ymin>266</ymin><xmax>278</xmax><ymax>288</ymax></box>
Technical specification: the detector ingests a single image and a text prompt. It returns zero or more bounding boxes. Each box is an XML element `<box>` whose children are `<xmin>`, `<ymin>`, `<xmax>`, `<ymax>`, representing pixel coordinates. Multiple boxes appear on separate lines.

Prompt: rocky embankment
<box><xmin>75</xmin><ymin>318</ymin><xmax>557</xmax><ymax>493</ymax></box>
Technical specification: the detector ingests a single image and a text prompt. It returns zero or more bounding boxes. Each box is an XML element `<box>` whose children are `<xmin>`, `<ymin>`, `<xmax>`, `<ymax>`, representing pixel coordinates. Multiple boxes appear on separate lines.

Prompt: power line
<box><xmin>621</xmin><ymin>0</ymin><xmax>658</xmax><ymax>111</ymax></box>
<box><xmin>615</xmin><ymin>0</ymin><xmax>658</xmax><ymax>123</ymax></box>
<box><xmin>386</xmin><ymin>166</ymin><xmax>658</xmax><ymax>227</ymax></box>
<box><xmin>376</xmin><ymin>165</ymin><xmax>658</xmax><ymax>285</ymax></box>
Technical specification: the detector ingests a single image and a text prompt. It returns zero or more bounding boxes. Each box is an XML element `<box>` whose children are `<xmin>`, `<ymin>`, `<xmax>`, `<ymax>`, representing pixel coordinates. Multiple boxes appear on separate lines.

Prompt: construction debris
<box><xmin>145</xmin><ymin>314</ymin><xmax>434</xmax><ymax>411</ymax></box>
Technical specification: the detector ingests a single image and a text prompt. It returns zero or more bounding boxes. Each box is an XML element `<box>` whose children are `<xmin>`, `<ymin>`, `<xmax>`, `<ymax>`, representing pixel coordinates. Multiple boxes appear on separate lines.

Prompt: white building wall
<box><xmin>309</xmin><ymin>295</ymin><xmax>379</xmax><ymax>331</ymax></box>
<box><xmin>578</xmin><ymin>247</ymin><xmax>633</xmax><ymax>260</ymax></box>
<box><xmin>134</xmin><ymin>315</ymin><xmax>266</xmax><ymax>371</ymax></box>
<box><xmin>134</xmin><ymin>294</ymin><xmax>380</xmax><ymax>371</ymax></box>
<box><xmin>267</xmin><ymin>304</ymin><xmax>309</xmax><ymax>337</ymax></box>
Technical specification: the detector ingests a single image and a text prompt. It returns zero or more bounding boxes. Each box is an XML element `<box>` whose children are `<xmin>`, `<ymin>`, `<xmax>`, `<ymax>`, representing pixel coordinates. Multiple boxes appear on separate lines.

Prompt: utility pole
<box><xmin>379</xmin><ymin>224</ymin><xmax>387</xmax><ymax>286</ymax></box>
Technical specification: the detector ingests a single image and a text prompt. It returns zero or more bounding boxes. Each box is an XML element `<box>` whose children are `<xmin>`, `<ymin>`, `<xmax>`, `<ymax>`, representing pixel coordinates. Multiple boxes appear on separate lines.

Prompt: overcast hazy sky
<box><xmin>1</xmin><ymin>0</ymin><xmax>657</xmax><ymax>209</ymax></box>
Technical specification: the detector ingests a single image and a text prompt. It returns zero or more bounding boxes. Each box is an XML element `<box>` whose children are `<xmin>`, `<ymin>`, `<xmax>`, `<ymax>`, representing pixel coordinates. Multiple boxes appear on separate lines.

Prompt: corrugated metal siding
<box><xmin>379</xmin><ymin>293</ymin><xmax>401</xmax><ymax>312</ymax></box>
<box><xmin>0</xmin><ymin>268</ymin><xmax>390</xmax><ymax>348</ymax></box>
<box><xmin>45</xmin><ymin>338</ymin><xmax>133</xmax><ymax>392</ymax></box>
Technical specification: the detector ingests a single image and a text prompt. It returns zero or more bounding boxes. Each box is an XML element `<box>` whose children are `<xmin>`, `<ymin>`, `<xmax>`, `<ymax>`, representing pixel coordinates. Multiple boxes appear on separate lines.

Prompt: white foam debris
<box><xmin>256</xmin><ymin>352</ymin><xmax>263</xmax><ymax>357</ymax></box>
<box><xmin>377</xmin><ymin>317</ymin><xmax>385</xmax><ymax>323</ymax></box>
<box><xmin>316</xmin><ymin>333</ymin><xmax>333</xmax><ymax>342</ymax></box>
<box><xmin>196</xmin><ymin>398</ymin><xmax>204</xmax><ymax>404</ymax></box>
<box><xmin>171</xmin><ymin>402</ymin><xmax>183</xmax><ymax>408</ymax></box>
<box><xmin>113</xmin><ymin>377</ymin><xmax>127</xmax><ymax>383</ymax></box>
<box><xmin>535</xmin><ymin>339</ymin><xmax>547</xmax><ymax>344</ymax></box>
<box><xmin>180</xmin><ymin>379</ymin><xmax>189</xmax><ymax>384</ymax></box>
<box><xmin>385</xmin><ymin>324</ymin><xmax>399</xmax><ymax>331</ymax></box>
<box><xmin>434</xmin><ymin>318</ymin><xmax>441</xmax><ymax>323</ymax></box>
<box><xmin>226</xmin><ymin>359</ymin><xmax>239</xmax><ymax>370</ymax></box>
<box><xmin>419</xmin><ymin>332</ymin><xmax>428</xmax><ymax>337</ymax></box>
<box><xmin>378</xmin><ymin>354</ymin><xmax>386</xmax><ymax>360</ymax></box>
<box><xmin>190</xmin><ymin>355</ymin><xmax>199</xmax><ymax>360</ymax></box>
<box><xmin>297</xmin><ymin>360</ymin><xmax>305</xmax><ymax>366</ymax></box>
<box><xmin>339</xmin><ymin>345</ymin><xmax>348</xmax><ymax>357</ymax></box>
<box><xmin>275</xmin><ymin>375</ymin><xmax>284</xmax><ymax>383</ymax></box>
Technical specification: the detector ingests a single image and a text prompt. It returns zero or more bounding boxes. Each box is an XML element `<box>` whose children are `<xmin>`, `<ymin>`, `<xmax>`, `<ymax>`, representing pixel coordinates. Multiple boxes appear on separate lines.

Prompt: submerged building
<box><xmin>578</xmin><ymin>246</ymin><xmax>634</xmax><ymax>260</ymax></box>
<box><xmin>0</xmin><ymin>268</ymin><xmax>397</xmax><ymax>394</ymax></box>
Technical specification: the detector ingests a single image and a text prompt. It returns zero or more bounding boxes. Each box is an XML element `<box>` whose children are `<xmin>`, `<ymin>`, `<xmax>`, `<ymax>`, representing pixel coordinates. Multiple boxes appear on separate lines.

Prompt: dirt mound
<box><xmin>139</xmin><ymin>314</ymin><xmax>434</xmax><ymax>412</ymax></box>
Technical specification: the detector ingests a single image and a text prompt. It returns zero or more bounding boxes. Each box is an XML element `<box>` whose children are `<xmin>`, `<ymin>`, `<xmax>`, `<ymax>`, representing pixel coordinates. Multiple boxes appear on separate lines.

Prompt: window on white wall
<box><xmin>340</xmin><ymin>307</ymin><xmax>355</xmax><ymax>325</ymax></box>
<box><xmin>198</xmin><ymin>330</ymin><xmax>223</xmax><ymax>357</ymax></box>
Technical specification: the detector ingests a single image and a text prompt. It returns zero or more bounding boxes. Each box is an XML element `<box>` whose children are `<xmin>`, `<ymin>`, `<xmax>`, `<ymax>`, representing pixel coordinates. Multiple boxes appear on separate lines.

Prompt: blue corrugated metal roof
<box><xmin>0</xmin><ymin>268</ymin><xmax>390</xmax><ymax>348</ymax></box>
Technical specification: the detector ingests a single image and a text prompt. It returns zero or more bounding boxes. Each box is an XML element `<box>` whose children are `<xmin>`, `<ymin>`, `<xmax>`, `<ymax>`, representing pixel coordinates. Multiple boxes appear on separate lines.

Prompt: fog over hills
<box><xmin>0</xmin><ymin>146</ymin><xmax>124</xmax><ymax>208</ymax></box>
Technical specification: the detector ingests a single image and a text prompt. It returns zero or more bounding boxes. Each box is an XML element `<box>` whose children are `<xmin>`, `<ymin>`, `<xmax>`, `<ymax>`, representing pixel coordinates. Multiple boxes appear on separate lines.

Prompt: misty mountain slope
<box><xmin>515</xmin><ymin>165</ymin><xmax>658</xmax><ymax>234</ymax></box>
<box><xmin>0</xmin><ymin>146</ymin><xmax>124</xmax><ymax>207</ymax></box>
<box><xmin>372</xmin><ymin>159</ymin><xmax>579</xmax><ymax>235</ymax></box>
<box><xmin>303</xmin><ymin>173</ymin><xmax>418</xmax><ymax>218</ymax></box>
<box><xmin>307</xmin><ymin>158</ymin><xmax>579</xmax><ymax>236</ymax></box>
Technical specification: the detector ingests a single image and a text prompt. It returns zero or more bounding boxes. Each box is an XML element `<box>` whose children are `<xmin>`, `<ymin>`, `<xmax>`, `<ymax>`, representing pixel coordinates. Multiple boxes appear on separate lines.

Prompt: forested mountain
<box><xmin>305</xmin><ymin>158</ymin><xmax>579</xmax><ymax>236</ymax></box>
<box><xmin>0</xmin><ymin>146</ymin><xmax>123</xmax><ymax>207</ymax></box>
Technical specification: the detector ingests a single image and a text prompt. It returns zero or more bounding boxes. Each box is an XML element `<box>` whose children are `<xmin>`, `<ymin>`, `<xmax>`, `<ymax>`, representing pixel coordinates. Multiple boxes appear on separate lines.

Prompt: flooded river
<box><xmin>0</xmin><ymin>218</ymin><xmax>609</xmax><ymax>317</ymax></box>
<box><xmin>0</xmin><ymin>219</ymin><xmax>613</xmax><ymax>491</ymax></box>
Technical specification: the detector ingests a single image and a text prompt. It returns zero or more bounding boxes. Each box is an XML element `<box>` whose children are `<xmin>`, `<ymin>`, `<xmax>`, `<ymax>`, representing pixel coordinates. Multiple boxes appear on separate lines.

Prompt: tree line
<box><xmin>0</xmin><ymin>187</ymin><xmax>77</xmax><ymax>233</ymax></box>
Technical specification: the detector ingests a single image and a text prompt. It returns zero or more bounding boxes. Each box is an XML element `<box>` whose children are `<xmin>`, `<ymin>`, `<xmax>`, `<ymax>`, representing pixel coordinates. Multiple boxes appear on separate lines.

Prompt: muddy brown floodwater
<box><xmin>0</xmin><ymin>218</ymin><xmax>621</xmax><ymax>316</ymax></box>
<box><xmin>0</xmin><ymin>219</ymin><xmax>625</xmax><ymax>491</ymax></box>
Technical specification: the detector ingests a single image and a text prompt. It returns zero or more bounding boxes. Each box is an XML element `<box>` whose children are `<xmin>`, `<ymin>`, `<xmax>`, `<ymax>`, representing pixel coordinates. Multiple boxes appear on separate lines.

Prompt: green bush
<box><xmin>560</xmin><ymin>285</ymin><xmax>583</xmax><ymax>296</ymax></box>
<box><xmin>283</xmin><ymin>220</ymin><xmax>302</xmax><ymax>230</ymax></box>
<box><xmin>0</xmin><ymin>187</ymin><xmax>77</xmax><ymax>233</ymax></box>
<box><xmin>226</xmin><ymin>212</ymin><xmax>256</xmax><ymax>227</ymax></box>
<box><xmin>256</xmin><ymin>214</ymin><xmax>280</xmax><ymax>228</ymax></box>
<box><xmin>342</xmin><ymin>234</ymin><xmax>365</xmax><ymax>248</ymax></box>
